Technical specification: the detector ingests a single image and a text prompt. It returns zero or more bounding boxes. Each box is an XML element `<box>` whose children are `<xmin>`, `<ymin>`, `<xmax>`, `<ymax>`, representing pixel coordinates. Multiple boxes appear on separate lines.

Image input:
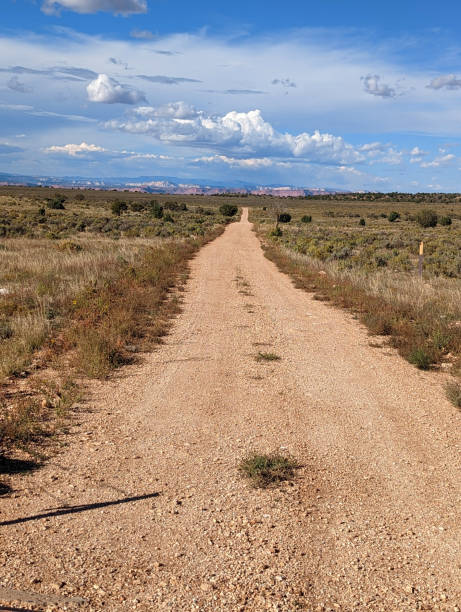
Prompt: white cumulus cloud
<box><xmin>42</xmin><ymin>0</ymin><xmax>146</xmax><ymax>15</ymax></box>
<box><xmin>410</xmin><ymin>146</ymin><xmax>427</xmax><ymax>156</ymax></box>
<box><xmin>45</xmin><ymin>142</ymin><xmax>107</xmax><ymax>156</ymax></box>
<box><xmin>104</xmin><ymin>103</ymin><xmax>363</xmax><ymax>165</ymax></box>
<box><xmin>195</xmin><ymin>155</ymin><xmax>276</xmax><ymax>168</ymax></box>
<box><xmin>87</xmin><ymin>74</ymin><xmax>146</xmax><ymax>105</ymax></box>
<box><xmin>361</xmin><ymin>74</ymin><xmax>396</xmax><ymax>98</ymax></box>
<box><xmin>420</xmin><ymin>153</ymin><xmax>455</xmax><ymax>168</ymax></box>
<box><xmin>427</xmin><ymin>74</ymin><xmax>461</xmax><ymax>90</ymax></box>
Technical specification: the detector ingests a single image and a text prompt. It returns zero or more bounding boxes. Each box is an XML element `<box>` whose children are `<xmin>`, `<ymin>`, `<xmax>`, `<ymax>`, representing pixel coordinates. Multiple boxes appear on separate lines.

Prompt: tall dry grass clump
<box><xmin>0</xmin><ymin>237</ymin><xmax>158</xmax><ymax>382</ymax></box>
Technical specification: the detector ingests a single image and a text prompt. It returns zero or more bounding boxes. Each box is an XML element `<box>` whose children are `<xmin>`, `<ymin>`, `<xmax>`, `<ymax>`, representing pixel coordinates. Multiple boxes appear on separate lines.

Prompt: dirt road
<box><xmin>1</xmin><ymin>208</ymin><xmax>460</xmax><ymax>611</ymax></box>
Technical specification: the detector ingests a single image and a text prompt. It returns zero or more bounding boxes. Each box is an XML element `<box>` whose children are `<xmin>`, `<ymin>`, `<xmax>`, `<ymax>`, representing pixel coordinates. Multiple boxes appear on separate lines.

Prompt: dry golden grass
<box><xmin>0</xmin><ymin>236</ymin><xmax>161</xmax><ymax>381</ymax></box>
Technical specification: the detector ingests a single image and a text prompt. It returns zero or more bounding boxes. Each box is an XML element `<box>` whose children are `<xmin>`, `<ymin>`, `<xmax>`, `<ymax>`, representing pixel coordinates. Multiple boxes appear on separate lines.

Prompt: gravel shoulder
<box><xmin>1</xmin><ymin>208</ymin><xmax>460</xmax><ymax>611</ymax></box>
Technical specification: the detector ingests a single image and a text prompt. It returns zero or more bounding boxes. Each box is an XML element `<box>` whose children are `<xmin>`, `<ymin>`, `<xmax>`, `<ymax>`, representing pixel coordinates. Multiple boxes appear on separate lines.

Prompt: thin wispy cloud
<box><xmin>0</xmin><ymin>65</ymin><xmax>97</xmax><ymax>81</ymax></box>
<box><xmin>420</xmin><ymin>153</ymin><xmax>455</xmax><ymax>168</ymax></box>
<box><xmin>130</xmin><ymin>29</ymin><xmax>155</xmax><ymax>40</ymax></box>
<box><xmin>272</xmin><ymin>78</ymin><xmax>296</xmax><ymax>88</ymax></box>
<box><xmin>0</xmin><ymin>103</ymin><xmax>96</xmax><ymax>122</ymax></box>
<box><xmin>427</xmin><ymin>74</ymin><xmax>461</xmax><ymax>90</ymax></box>
<box><xmin>7</xmin><ymin>77</ymin><xmax>32</xmax><ymax>93</ymax></box>
<box><xmin>41</xmin><ymin>0</ymin><xmax>147</xmax><ymax>15</ymax></box>
<box><xmin>0</xmin><ymin>144</ymin><xmax>24</xmax><ymax>154</ymax></box>
<box><xmin>109</xmin><ymin>58</ymin><xmax>129</xmax><ymax>70</ymax></box>
<box><xmin>137</xmin><ymin>75</ymin><xmax>202</xmax><ymax>85</ymax></box>
<box><xmin>223</xmin><ymin>89</ymin><xmax>267</xmax><ymax>95</ymax></box>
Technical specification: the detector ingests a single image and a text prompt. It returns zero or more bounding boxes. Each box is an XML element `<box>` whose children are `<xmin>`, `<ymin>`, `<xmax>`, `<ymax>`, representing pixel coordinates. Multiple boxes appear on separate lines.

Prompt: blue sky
<box><xmin>2</xmin><ymin>0</ymin><xmax>461</xmax><ymax>190</ymax></box>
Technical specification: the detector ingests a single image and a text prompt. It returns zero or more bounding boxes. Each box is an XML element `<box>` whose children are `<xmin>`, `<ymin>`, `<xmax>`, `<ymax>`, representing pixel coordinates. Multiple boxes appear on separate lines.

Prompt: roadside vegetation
<box><xmin>0</xmin><ymin>187</ymin><xmax>237</xmax><ymax>461</ymax></box>
<box><xmin>250</xmin><ymin>200</ymin><xmax>461</xmax><ymax>377</ymax></box>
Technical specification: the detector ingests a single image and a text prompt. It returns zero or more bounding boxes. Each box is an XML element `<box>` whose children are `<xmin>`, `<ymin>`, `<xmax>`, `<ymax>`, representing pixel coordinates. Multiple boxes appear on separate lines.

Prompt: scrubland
<box><xmin>0</xmin><ymin>188</ymin><xmax>235</xmax><ymax>456</ymax></box>
<box><xmin>250</xmin><ymin>200</ymin><xmax>461</xmax><ymax>386</ymax></box>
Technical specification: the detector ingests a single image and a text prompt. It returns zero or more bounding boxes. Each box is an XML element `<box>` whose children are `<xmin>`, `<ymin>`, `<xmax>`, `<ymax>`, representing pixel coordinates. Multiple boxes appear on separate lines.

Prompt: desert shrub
<box><xmin>149</xmin><ymin>200</ymin><xmax>164</xmax><ymax>219</ymax></box>
<box><xmin>111</xmin><ymin>201</ymin><xmax>127</xmax><ymax>216</ymax></box>
<box><xmin>362</xmin><ymin>311</ymin><xmax>393</xmax><ymax>335</ymax></box>
<box><xmin>416</xmin><ymin>209</ymin><xmax>438</xmax><ymax>228</ymax></box>
<box><xmin>164</xmin><ymin>202</ymin><xmax>179</xmax><ymax>211</ymax></box>
<box><xmin>407</xmin><ymin>347</ymin><xmax>432</xmax><ymax>369</ymax></box>
<box><xmin>301</xmin><ymin>215</ymin><xmax>312</xmax><ymax>223</ymax></box>
<box><xmin>238</xmin><ymin>452</ymin><xmax>299</xmax><ymax>488</ymax></box>
<box><xmin>46</xmin><ymin>197</ymin><xmax>66</xmax><ymax>210</ymax></box>
<box><xmin>74</xmin><ymin>329</ymin><xmax>125</xmax><ymax>378</ymax></box>
<box><xmin>278</xmin><ymin>213</ymin><xmax>292</xmax><ymax>223</ymax></box>
<box><xmin>446</xmin><ymin>382</ymin><xmax>461</xmax><ymax>409</ymax></box>
<box><xmin>0</xmin><ymin>321</ymin><xmax>13</xmax><ymax>340</ymax></box>
<box><xmin>375</xmin><ymin>256</ymin><xmax>388</xmax><ymax>267</ymax></box>
<box><xmin>359</xmin><ymin>218</ymin><xmax>366</xmax><ymax>226</ymax></box>
<box><xmin>219</xmin><ymin>204</ymin><xmax>238</xmax><ymax>217</ymax></box>
<box><xmin>57</xmin><ymin>240</ymin><xmax>82</xmax><ymax>252</ymax></box>
<box><xmin>440</xmin><ymin>216</ymin><xmax>452</xmax><ymax>226</ymax></box>
<box><xmin>270</xmin><ymin>226</ymin><xmax>282</xmax><ymax>237</ymax></box>
<box><xmin>388</xmin><ymin>211</ymin><xmax>400</xmax><ymax>222</ymax></box>
<box><xmin>130</xmin><ymin>201</ymin><xmax>145</xmax><ymax>212</ymax></box>
<box><xmin>0</xmin><ymin>399</ymin><xmax>43</xmax><ymax>444</ymax></box>
<box><xmin>163</xmin><ymin>213</ymin><xmax>174</xmax><ymax>223</ymax></box>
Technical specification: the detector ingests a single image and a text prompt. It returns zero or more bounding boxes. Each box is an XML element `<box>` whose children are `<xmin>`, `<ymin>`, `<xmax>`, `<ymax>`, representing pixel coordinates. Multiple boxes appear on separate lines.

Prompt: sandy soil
<box><xmin>1</xmin><ymin>208</ymin><xmax>460</xmax><ymax>611</ymax></box>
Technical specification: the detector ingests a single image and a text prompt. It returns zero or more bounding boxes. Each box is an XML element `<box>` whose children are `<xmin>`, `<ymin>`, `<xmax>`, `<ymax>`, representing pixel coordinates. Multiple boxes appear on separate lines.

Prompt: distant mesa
<box><xmin>0</xmin><ymin>172</ymin><xmax>346</xmax><ymax>197</ymax></box>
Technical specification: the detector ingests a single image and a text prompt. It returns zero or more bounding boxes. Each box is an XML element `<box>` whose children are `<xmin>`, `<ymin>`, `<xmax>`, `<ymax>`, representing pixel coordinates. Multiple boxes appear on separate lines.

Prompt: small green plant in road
<box><xmin>445</xmin><ymin>382</ymin><xmax>461</xmax><ymax>409</ymax></box>
<box><xmin>239</xmin><ymin>452</ymin><xmax>299</xmax><ymax>488</ymax></box>
<box><xmin>256</xmin><ymin>351</ymin><xmax>281</xmax><ymax>361</ymax></box>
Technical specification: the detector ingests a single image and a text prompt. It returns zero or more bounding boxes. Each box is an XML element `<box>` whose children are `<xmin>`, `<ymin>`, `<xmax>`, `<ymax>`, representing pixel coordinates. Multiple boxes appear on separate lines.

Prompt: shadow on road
<box><xmin>0</xmin><ymin>456</ymin><xmax>40</xmax><ymax>497</ymax></box>
<box><xmin>0</xmin><ymin>607</ymin><xmax>36</xmax><ymax>611</ymax></box>
<box><xmin>0</xmin><ymin>492</ymin><xmax>160</xmax><ymax>527</ymax></box>
<box><xmin>0</xmin><ymin>457</ymin><xmax>39</xmax><ymax>475</ymax></box>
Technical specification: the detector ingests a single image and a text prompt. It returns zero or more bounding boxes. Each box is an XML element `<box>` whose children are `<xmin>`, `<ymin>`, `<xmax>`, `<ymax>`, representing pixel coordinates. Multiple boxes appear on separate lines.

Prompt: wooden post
<box><xmin>418</xmin><ymin>241</ymin><xmax>424</xmax><ymax>279</ymax></box>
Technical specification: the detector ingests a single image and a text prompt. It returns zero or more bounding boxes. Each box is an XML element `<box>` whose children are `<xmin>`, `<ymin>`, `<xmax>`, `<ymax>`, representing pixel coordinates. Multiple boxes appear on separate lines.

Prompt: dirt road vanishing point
<box><xmin>1</xmin><ymin>208</ymin><xmax>460</xmax><ymax>611</ymax></box>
